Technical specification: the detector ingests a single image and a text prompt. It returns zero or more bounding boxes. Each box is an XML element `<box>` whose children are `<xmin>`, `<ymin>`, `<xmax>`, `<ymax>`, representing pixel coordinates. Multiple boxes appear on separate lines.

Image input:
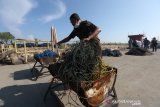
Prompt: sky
<box><xmin>0</xmin><ymin>0</ymin><xmax>160</xmax><ymax>43</ymax></box>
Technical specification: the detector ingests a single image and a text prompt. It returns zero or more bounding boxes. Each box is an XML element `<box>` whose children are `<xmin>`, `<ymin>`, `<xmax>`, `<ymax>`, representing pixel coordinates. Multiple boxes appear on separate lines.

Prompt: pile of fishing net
<box><xmin>125</xmin><ymin>47</ymin><xmax>153</xmax><ymax>56</ymax></box>
<box><xmin>48</xmin><ymin>40</ymin><xmax>118</xmax><ymax>107</ymax></box>
<box><xmin>49</xmin><ymin>40</ymin><xmax>115</xmax><ymax>82</ymax></box>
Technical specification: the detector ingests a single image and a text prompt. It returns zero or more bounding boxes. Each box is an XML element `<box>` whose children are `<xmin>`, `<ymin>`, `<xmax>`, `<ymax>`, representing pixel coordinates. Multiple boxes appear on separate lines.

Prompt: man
<box><xmin>57</xmin><ymin>13</ymin><xmax>101</xmax><ymax>49</ymax></box>
<box><xmin>151</xmin><ymin>37</ymin><xmax>157</xmax><ymax>52</ymax></box>
<box><xmin>128</xmin><ymin>38</ymin><xmax>133</xmax><ymax>49</ymax></box>
<box><xmin>132</xmin><ymin>39</ymin><xmax>139</xmax><ymax>48</ymax></box>
<box><xmin>50</xmin><ymin>13</ymin><xmax>102</xmax><ymax>81</ymax></box>
<box><xmin>143</xmin><ymin>38</ymin><xmax>150</xmax><ymax>49</ymax></box>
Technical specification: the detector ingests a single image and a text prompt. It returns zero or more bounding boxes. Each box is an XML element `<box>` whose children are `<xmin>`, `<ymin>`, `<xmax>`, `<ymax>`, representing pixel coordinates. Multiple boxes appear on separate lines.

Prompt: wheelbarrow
<box><xmin>45</xmin><ymin>63</ymin><xmax>118</xmax><ymax>107</ymax></box>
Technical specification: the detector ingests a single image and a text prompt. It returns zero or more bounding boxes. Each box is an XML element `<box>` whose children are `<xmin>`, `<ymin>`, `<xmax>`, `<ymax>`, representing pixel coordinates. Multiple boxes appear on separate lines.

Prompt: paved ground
<box><xmin>103</xmin><ymin>49</ymin><xmax>160</xmax><ymax>107</ymax></box>
<box><xmin>0</xmin><ymin>49</ymin><xmax>160</xmax><ymax>107</ymax></box>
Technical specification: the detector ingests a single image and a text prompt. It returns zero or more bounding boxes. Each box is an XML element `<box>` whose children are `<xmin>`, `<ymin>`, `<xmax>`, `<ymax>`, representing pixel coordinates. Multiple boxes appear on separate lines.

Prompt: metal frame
<box><xmin>30</xmin><ymin>60</ymin><xmax>49</xmax><ymax>81</ymax></box>
<box><xmin>43</xmin><ymin>69</ymin><xmax>118</xmax><ymax>107</ymax></box>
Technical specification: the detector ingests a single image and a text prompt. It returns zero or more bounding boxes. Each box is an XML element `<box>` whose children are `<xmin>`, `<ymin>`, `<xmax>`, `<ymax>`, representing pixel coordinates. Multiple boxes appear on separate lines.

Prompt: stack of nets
<box><xmin>125</xmin><ymin>47</ymin><xmax>153</xmax><ymax>56</ymax></box>
<box><xmin>54</xmin><ymin>39</ymin><xmax>113</xmax><ymax>82</ymax></box>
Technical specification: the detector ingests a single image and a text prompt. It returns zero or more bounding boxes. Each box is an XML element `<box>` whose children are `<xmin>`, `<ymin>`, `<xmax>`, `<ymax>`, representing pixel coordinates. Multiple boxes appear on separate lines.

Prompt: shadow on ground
<box><xmin>0</xmin><ymin>83</ymin><xmax>65</xmax><ymax>107</ymax></box>
<box><xmin>1</xmin><ymin>68</ymin><xmax>119</xmax><ymax>107</ymax></box>
<box><xmin>12</xmin><ymin>68</ymin><xmax>50</xmax><ymax>80</ymax></box>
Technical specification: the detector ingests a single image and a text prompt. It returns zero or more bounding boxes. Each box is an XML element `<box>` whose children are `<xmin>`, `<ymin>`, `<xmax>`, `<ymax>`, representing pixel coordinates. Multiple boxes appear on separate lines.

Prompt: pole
<box><xmin>51</xmin><ymin>26</ymin><xmax>54</xmax><ymax>51</ymax></box>
<box><xmin>53</xmin><ymin>28</ymin><xmax>59</xmax><ymax>55</ymax></box>
<box><xmin>14</xmin><ymin>40</ymin><xmax>17</xmax><ymax>53</ymax></box>
<box><xmin>24</xmin><ymin>41</ymin><xmax>27</xmax><ymax>63</ymax></box>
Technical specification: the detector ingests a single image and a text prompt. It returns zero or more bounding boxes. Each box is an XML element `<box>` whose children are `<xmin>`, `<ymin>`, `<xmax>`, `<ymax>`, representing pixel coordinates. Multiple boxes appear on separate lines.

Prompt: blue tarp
<box><xmin>34</xmin><ymin>50</ymin><xmax>58</xmax><ymax>59</ymax></box>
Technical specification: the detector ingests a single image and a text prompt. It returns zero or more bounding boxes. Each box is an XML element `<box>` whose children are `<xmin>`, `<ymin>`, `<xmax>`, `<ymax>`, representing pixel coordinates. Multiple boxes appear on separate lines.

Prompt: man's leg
<box><xmin>155</xmin><ymin>46</ymin><xmax>157</xmax><ymax>52</ymax></box>
<box><xmin>153</xmin><ymin>46</ymin><xmax>156</xmax><ymax>52</ymax></box>
<box><xmin>152</xmin><ymin>46</ymin><xmax>154</xmax><ymax>52</ymax></box>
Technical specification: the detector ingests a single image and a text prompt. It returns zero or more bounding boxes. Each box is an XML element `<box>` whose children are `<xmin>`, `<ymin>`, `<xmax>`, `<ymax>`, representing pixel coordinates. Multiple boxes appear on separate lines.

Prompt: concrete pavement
<box><xmin>0</xmin><ymin>49</ymin><xmax>160</xmax><ymax>107</ymax></box>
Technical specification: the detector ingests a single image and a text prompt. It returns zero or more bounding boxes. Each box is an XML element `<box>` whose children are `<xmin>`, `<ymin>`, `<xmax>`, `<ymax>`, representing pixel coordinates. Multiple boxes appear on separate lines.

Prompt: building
<box><xmin>128</xmin><ymin>34</ymin><xmax>145</xmax><ymax>48</ymax></box>
<box><xmin>128</xmin><ymin>34</ymin><xmax>144</xmax><ymax>41</ymax></box>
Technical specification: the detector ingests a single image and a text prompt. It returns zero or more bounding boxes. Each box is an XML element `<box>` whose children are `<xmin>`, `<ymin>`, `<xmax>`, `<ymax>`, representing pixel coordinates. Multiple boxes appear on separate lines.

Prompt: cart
<box><xmin>30</xmin><ymin>57</ymin><xmax>59</xmax><ymax>80</ymax></box>
<box><xmin>44</xmin><ymin>64</ymin><xmax>118</xmax><ymax>107</ymax></box>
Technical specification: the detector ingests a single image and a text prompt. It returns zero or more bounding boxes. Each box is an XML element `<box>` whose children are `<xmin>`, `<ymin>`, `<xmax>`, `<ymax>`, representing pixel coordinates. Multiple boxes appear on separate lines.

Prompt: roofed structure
<box><xmin>128</xmin><ymin>34</ymin><xmax>144</xmax><ymax>41</ymax></box>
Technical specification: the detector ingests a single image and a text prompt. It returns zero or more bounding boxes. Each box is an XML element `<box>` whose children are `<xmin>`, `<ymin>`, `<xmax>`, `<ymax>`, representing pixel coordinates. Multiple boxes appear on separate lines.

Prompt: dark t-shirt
<box><xmin>68</xmin><ymin>20</ymin><xmax>97</xmax><ymax>40</ymax></box>
<box><xmin>151</xmin><ymin>39</ymin><xmax>157</xmax><ymax>46</ymax></box>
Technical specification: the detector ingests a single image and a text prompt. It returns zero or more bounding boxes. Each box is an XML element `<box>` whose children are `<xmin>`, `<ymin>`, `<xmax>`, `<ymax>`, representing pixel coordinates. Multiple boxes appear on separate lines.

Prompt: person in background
<box><xmin>128</xmin><ymin>38</ymin><xmax>133</xmax><ymax>49</ymax></box>
<box><xmin>132</xmin><ymin>39</ymin><xmax>139</xmax><ymax>48</ymax></box>
<box><xmin>143</xmin><ymin>38</ymin><xmax>150</xmax><ymax>49</ymax></box>
<box><xmin>151</xmin><ymin>37</ymin><xmax>157</xmax><ymax>52</ymax></box>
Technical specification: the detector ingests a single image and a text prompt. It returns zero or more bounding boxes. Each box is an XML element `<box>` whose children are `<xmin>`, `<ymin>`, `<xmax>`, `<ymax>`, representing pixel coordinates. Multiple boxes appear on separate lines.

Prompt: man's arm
<box><xmin>57</xmin><ymin>30</ymin><xmax>76</xmax><ymax>45</ymax></box>
<box><xmin>83</xmin><ymin>27</ymin><xmax>101</xmax><ymax>41</ymax></box>
<box><xmin>57</xmin><ymin>36</ymin><xmax>71</xmax><ymax>45</ymax></box>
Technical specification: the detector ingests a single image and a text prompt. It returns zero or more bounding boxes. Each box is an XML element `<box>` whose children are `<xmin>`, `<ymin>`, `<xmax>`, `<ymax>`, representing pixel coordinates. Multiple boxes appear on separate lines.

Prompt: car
<box><xmin>16</xmin><ymin>44</ymin><xmax>24</xmax><ymax>48</ymax></box>
<box><xmin>0</xmin><ymin>41</ymin><xmax>4</xmax><ymax>44</ymax></box>
<box><xmin>38</xmin><ymin>43</ymin><xmax>48</xmax><ymax>47</ymax></box>
<box><xmin>157</xmin><ymin>41</ymin><xmax>160</xmax><ymax>48</ymax></box>
<box><xmin>26</xmin><ymin>43</ymin><xmax>35</xmax><ymax>47</ymax></box>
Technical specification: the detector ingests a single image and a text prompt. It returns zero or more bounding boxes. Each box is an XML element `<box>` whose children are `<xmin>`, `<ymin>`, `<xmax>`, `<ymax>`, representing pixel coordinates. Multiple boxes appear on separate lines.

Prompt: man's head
<box><xmin>70</xmin><ymin>13</ymin><xmax>81</xmax><ymax>27</ymax></box>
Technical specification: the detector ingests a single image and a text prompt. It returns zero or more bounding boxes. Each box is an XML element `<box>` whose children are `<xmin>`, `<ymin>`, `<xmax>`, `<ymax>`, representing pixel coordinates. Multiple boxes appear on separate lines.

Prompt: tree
<box><xmin>0</xmin><ymin>32</ymin><xmax>15</xmax><ymax>44</ymax></box>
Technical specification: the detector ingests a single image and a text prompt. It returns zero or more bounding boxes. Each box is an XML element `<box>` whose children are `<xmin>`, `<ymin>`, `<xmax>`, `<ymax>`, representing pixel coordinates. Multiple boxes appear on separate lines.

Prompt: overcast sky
<box><xmin>0</xmin><ymin>0</ymin><xmax>160</xmax><ymax>43</ymax></box>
